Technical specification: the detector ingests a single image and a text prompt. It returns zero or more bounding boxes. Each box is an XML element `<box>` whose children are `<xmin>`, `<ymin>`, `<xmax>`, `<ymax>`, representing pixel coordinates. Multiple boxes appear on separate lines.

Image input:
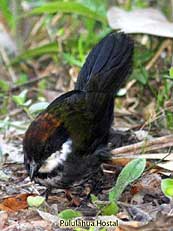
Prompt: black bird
<box><xmin>23</xmin><ymin>32</ymin><xmax>133</xmax><ymax>191</ymax></box>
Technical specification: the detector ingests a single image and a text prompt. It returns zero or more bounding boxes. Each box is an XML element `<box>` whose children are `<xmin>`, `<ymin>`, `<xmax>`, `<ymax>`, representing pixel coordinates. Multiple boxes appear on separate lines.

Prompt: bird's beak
<box><xmin>29</xmin><ymin>160</ymin><xmax>38</xmax><ymax>181</ymax></box>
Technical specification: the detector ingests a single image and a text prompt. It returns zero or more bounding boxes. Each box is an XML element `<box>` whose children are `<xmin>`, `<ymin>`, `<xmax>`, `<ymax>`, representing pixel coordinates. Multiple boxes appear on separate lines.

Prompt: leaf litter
<box><xmin>0</xmin><ymin>124</ymin><xmax>173</xmax><ymax>230</ymax></box>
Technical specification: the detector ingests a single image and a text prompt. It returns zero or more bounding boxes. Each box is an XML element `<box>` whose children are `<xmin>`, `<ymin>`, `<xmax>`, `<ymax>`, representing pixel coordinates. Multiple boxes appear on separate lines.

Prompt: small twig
<box><xmin>0</xmin><ymin>109</ymin><xmax>23</xmax><ymax>120</ymax></box>
<box><xmin>30</xmin><ymin>183</ymin><xmax>40</xmax><ymax>195</ymax></box>
<box><xmin>0</xmin><ymin>45</ymin><xmax>17</xmax><ymax>82</ymax></box>
<box><xmin>15</xmin><ymin>182</ymin><xmax>35</xmax><ymax>189</ymax></box>
<box><xmin>11</xmin><ymin>74</ymin><xmax>55</xmax><ymax>91</ymax></box>
<box><xmin>133</xmin><ymin>105</ymin><xmax>173</xmax><ymax>130</ymax></box>
<box><xmin>144</xmin><ymin>147</ymin><xmax>172</xmax><ymax>172</ymax></box>
<box><xmin>139</xmin><ymin>109</ymin><xmax>164</xmax><ymax>130</ymax></box>
<box><xmin>111</xmin><ymin>135</ymin><xmax>173</xmax><ymax>156</ymax></box>
<box><xmin>103</xmin><ymin>169</ymin><xmax>115</xmax><ymax>174</ymax></box>
<box><xmin>30</xmin><ymin>15</ymin><xmax>45</xmax><ymax>37</ymax></box>
<box><xmin>145</xmin><ymin>39</ymin><xmax>172</xmax><ymax>71</ymax></box>
<box><xmin>111</xmin><ymin>152</ymin><xmax>173</xmax><ymax>161</ymax></box>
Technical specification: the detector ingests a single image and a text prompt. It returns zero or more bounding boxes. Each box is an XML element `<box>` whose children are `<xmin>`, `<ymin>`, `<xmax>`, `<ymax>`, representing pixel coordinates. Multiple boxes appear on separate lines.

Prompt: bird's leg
<box><xmin>93</xmin><ymin>146</ymin><xmax>111</xmax><ymax>161</ymax></box>
<box><xmin>108</xmin><ymin>128</ymin><xmax>137</xmax><ymax>148</ymax></box>
<box><xmin>41</xmin><ymin>187</ymin><xmax>52</xmax><ymax>200</ymax></box>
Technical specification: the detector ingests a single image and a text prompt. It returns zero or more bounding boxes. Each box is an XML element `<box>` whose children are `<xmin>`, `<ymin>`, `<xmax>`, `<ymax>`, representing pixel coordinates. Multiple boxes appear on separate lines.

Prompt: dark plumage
<box><xmin>23</xmin><ymin>32</ymin><xmax>134</xmax><ymax>191</ymax></box>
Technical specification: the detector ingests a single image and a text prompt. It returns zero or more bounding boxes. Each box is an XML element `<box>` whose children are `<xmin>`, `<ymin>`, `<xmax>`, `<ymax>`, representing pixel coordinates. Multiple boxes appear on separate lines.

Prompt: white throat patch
<box><xmin>38</xmin><ymin>139</ymin><xmax>72</xmax><ymax>173</ymax></box>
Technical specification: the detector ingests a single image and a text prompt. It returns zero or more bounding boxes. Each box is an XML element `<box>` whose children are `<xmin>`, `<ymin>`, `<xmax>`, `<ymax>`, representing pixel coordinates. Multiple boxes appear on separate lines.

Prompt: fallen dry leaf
<box><xmin>131</xmin><ymin>173</ymin><xmax>162</xmax><ymax>196</ymax></box>
<box><xmin>107</xmin><ymin>7</ymin><xmax>173</xmax><ymax>38</ymax></box>
<box><xmin>157</xmin><ymin>161</ymin><xmax>173</xmax><ymax>171</ymax></box>
<box><xmin>143</xmin><ymin>101</ymin><xmax>156</xmax><ymax>121</ymax></box>
<box><xmin>0</xmin><ymin>135</ymin><xmax>23</xmax><ymax>164</ymax></box>
<box><xmin>0</xmin><ymin>211</ymin><xmax>8</xmax><ymax>229</ymax></box>
<box><xmin>37</xmin><ymin>210</ymin><xmax>59</xmax><ymax>223</ymax></box>
<box><xmin>0</xmin><ymin>194</ymin><xmax>33</xmax><ymax>212</ymax></box>
<box><xmin>2</xmin><ymin>220</ymin><xmax>52</xmax><ymax>231</ymax></box>
<box><xmin>0</xmin><ymin>204</ymin><xmax>14</xmax><ymax>213</ymax></box>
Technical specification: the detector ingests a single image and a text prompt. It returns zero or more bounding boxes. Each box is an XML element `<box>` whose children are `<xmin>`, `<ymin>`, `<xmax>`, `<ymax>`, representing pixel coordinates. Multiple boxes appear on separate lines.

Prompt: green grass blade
<box><xmin>11</xmin><ymin>42</ymin><xmax>58</xmax><ymax>64</ymax></box>
<box><xmin>0</xmin><ymin>0</ymin><xmax>14</xmax><ymax>28</ymax></box>
<box><xmin>29</xmin><ymin>2</ymin><xmax>107</xmax><ymax>24</ymax></box>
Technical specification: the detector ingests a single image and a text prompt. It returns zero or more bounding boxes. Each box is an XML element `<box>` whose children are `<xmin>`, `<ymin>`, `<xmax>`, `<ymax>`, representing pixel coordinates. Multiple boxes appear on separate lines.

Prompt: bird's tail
<box><xmin>75</xmin><ymin>32</ymin><xmax>134</xmax><ymax>94</ymax></box>
<box><xmin>75</xmin><ymin>32</ymin><xmax>133</xmax><ymax>117</ymax></box>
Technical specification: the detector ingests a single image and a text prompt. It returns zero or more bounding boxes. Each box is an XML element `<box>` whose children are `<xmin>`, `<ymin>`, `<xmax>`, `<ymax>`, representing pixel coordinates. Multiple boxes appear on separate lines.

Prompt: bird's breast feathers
<box><xmin>38</xmin><ymin>139</ymin><xmax>72</xmax><ymax>173</ymax></box>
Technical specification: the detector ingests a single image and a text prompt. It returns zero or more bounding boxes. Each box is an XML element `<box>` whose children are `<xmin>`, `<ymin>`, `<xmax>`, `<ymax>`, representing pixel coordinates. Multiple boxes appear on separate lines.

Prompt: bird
<box><xmin>23</xmin><ymin>32</ymin><xmax>134</xmax><ymax>193</ymax></box>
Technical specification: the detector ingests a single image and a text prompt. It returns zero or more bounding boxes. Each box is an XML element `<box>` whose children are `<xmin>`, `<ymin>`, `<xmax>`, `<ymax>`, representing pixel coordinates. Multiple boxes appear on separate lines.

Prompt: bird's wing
<box><xmin>45</xmin><ymin>90</ymin><xmax>95</xmax><ymax>152</ymax></box>
<box><xmin>23</xmin><ymin>90</ymin><xmax>94</xmax><ymax>160</ymax></box>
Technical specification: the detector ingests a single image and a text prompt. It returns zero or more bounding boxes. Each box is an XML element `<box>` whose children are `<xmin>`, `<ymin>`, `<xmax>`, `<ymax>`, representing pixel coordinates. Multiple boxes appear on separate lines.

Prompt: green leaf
<box><xmin>63</xmin><ymin>53</ymin><xmax>83</xmax><ymax>67</ymax></box>
<box><xmin>27</xmin><ymin>196</ymin><xmax>45</xmax><ymax>208</ymax></box>
<box><xmin>0</xmin><ymin>117</ymin><xmax>9</xmax><ymax>130</ymax></box>
<box><xmin>29</xmin><ymin>2</ymin><xmax>107</xmax><ymax>24</ymax></box>
<box><xmin>38</xmin><ymin>80</ymin><xmax>47</xmax><ymax>90</ymax></box>
<box><xmin>101</xmin><ymin>202</ymin><xmax>119</xmax><ymax>215</ymax></box>
<box><xmin>80</xmin><ymin>0</ymin><xmax>107</xmax><ymax>15</ymax></box>
<box><xmin>169</xmin><ymin>67</ymin><xmax>173</xmax><ymax>79</ymax></box>
<box><xmin>161</xmin><ymin>178</ymin><xmax>173</xmax><ymax>198</ymax></box>
<box><xmin>29</xmin><ymin>102</ymin><xmax>49</xmax><ymax>114</ymax></box>
<box><xmin>0</xmin><ymin>80</ymin><xmax>10</xmax><ymax>92</ymax></box>
<box><xmin>109</xmin><ymin>158</ymin><xmax>146</xmax><ymax>202</ymax></box>
<box><xmin>132</xmin><ymin>68</ymin><xmax>148</xmax><ymax>85</ymax></box>
<box><xmin>15</xmin><ymin>73</ymin><xmax>28</xmax><ymax>85</ymax></box>
<box><xmin>0</xmin><ymin>0</ymin><xmax>14</xmax><ymax>29</ymax></box>
<box><xmin>12</xmin><ymin>89</ymin><xmax>28</xmax><ymax>106</ymax></box>
<box><xmin>59</xmin><ymin>209</ymin><xmax>82</xmax><ymax>220</ymax></box>
<box><xmin>166</xmin><ymin>111</ymin><xmax>173</xmax><ymax>130</ymax></box>
<box><xmin>12</xmin><ymin>96</ymin><xmax>23</xmax><ymax>106</ymax></box>
<box><xmin>11</xmin><ymin>42</ymin><xmax>58</xmax><ymax>64</ymax></box>
<box><xmin>90</xmin><ymin>194</ymin><xmax>98</xmax><ymax>204</ymax></box>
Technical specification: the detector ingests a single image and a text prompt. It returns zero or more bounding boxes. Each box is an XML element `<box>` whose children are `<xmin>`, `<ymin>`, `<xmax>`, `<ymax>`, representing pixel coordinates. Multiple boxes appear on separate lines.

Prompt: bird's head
<box><xmin>23</xmin><ymin>112</ymin><xmax>68</xmax><ymax>181</ymax></box>
<box><xmin>24</xmin><ymin>156</ymin><xmax>40</xmax><ymax>181</ymax></box>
